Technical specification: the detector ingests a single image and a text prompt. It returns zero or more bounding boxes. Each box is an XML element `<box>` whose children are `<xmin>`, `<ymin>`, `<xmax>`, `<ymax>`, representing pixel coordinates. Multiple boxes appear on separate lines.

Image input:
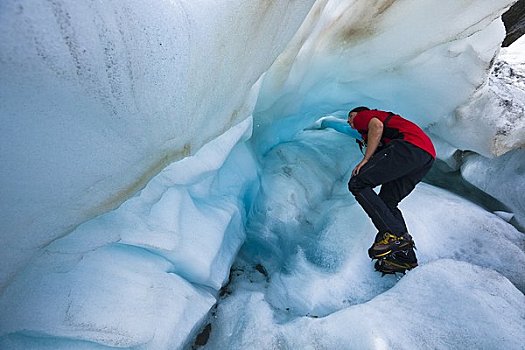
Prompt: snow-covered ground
<box><xmin>1</xmin><ymin>0</ymin><xmax>524</xmax><ymax>349</ymax></box>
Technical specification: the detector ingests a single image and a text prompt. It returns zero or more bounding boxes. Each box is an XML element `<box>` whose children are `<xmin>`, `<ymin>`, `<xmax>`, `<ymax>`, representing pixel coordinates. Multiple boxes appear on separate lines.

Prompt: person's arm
<box><xmin>352</xmin><ymin>118</ymin><xmax>383</xmax><ymax>175</ymax></box>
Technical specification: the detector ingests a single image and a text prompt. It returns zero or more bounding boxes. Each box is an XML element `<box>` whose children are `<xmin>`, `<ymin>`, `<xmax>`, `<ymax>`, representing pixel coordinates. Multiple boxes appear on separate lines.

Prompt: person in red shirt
<box><xmin>347</xmin><ymin>106</ymin><xmax>435</xmax><ymax>275</ymax></box>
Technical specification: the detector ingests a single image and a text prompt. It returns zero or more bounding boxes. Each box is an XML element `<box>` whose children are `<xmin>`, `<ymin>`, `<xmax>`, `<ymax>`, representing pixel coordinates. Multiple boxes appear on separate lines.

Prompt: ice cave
<box><xmin>0</xmin><ymin>0</ymin><xmax>524</xmax><ymax>349</ymax></box>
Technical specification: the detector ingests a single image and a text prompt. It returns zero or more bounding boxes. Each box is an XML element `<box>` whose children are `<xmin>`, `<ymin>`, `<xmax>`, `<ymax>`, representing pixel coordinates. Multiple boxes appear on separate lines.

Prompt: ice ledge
<box><xmin>0</xmin><ymin>118</ymin><xmax>258</xmax><ymax>349</ymax></box>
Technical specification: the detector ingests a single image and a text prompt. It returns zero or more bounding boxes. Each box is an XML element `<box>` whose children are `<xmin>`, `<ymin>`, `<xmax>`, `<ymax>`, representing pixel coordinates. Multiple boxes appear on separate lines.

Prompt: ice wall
<box><xmin>462</xmin><ymin>148</ymin><xmax>525</xmax><ymax>228</ymax></box>
<box><xmin>248</xmin><ymin>0</ymin><xmax>524</xmax><ymax>228</ymax></box>
<box><xmin>427</xmin><ymin>34</ymin><xmax>525</xmax><ymax>226</ymax></box>
<box><xmin>431</xmin><ymin>35</ymin><xmax>525</xmax><ymax>157</ymax></box>
<box><xmin>0</xmin><ymin>0</ymin><xmax>315</xmax><ymax>287</ymax></box>
<box><xmin>251</xmin><ymin>0</ymin><xmax>514</xmax><ymax>153</ymax></box>
<box><xmin>0</xmin><ymin>117</ymin><xmax>258</xmax><ymax>349</ymax></box>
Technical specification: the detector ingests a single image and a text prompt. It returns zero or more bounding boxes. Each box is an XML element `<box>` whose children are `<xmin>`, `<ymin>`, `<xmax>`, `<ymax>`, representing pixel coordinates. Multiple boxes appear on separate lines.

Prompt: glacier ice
<box><xmin>0</xmin><ymin>0</ymin><xmax>315</xmax><ymax>287</ymax></box>
<box><xmin>0</xmin><ymin>117</ymin><xmax>257</xmax><ymax>349</ymax></box>
<box><xmin>431</xmin><ymin>35</ymin><xmax>525</xmax><ymax>157</ymax></box>
<box><xmin>1</xmin><ymin>0</ymin><xmax>524</xmax><ymax>349</ymax></box>
<box><xmin>201</xmin><ymin>122</ymin><xmax>524</xmax><ymax>349</ymax></box>
<box><xmin>251</xmin><ymin>0</ymin><xmax>513</xmax><ymax>154</ymax></box>
<box><xmin>461</xmin><ymin>148</ymin><xmax>525</xmax><ymax>229</ymax></box>
<box><xmin>0</xmin><ymin>245</ymin><xmax>216</xmax><ymax>349</ymax></box>
<box><xmin>205</xmin><ymin>260</ymin><xmax>525</xmax><ymax>350</ymax></box>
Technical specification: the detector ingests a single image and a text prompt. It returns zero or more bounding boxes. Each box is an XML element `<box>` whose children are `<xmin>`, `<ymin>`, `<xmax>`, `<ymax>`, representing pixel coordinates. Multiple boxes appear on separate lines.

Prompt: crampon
<box><xmin>374</xmin><ymin>248</ymin><xmax>418</xmax><ymax>276</ymax></box>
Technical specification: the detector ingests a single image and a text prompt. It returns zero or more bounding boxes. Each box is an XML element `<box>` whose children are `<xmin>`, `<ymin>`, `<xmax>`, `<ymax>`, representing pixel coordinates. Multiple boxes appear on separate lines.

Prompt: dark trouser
<box><xmin>348</xmin><ymin>140</ymin><xmax>434</xmax><ymax>236</ymax></box>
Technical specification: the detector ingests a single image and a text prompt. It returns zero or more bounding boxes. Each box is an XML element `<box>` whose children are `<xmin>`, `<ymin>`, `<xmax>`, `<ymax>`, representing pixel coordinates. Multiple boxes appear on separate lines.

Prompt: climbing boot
<box><xmin>374</xmin><ymin>248</ymin><xmax>418</xmax><ymax>276</ymax></box>
<box><xmin>368</xmin><ymin>232</ymin><xmax>414</xmax><ymax>259</ymax></box>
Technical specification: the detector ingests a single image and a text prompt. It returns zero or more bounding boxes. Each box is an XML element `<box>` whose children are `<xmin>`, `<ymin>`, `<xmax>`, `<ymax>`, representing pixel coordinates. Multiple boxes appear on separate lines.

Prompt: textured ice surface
<box><xmin>205</xmin><ymin>260</ymin><xmax>525</xmax><ymax>350</ymax></box>
<box><xmin>431</xmin><ymin>34</ymin><xmax>525</xmax><ymax>157</ymax></box>
<box><xmin>0</xmin><ymin>0</ymin><xmax>523</xmax><ymax>349</ymax></box>
<box><xmin>0</xmin><ymin>246</ymin><xmax>215</xmax><ymax>349</ymax></box>
<box><xmin>462</xmin><ymin>148</ymin><xmax>525</xmax><ymax>229</ymax></box>
<box><xmin>252</xmin><ymin>0</ymin><xmax>512</xmax><ymax>154</ymax></box>
<box><xmin>0</xmin><ymin>118</ymin><xmax>258</xmax><ymax>349</ymax></box>
<box><xmin>0</xmin><ymin>0</ymin><xmax>315</xmax><ymax>287</ymax></box>
<box><xmin>204</xmin><ymin>124</ymin><xmax>525</xmax><ymax>350</ymax></box>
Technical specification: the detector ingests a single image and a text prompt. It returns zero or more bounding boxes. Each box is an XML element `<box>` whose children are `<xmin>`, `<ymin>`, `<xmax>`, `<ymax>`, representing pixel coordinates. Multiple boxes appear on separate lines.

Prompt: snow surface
<box><xmin>1</xmin><ymin>0</ymin><xmax>524</xmax><ymax>349</ymax></box>
<box><xmin>205</xmin><ymin>260</ymin><xmax>525</xmax><ymax>350</ymax></box>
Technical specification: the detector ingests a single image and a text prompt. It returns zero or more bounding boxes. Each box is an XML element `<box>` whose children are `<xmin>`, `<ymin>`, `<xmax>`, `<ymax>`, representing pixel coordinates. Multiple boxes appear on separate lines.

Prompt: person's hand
<box><xmin>352</xmin><ymin>158</ymin><xmax>369</xmax><ymax>176</ymax></box>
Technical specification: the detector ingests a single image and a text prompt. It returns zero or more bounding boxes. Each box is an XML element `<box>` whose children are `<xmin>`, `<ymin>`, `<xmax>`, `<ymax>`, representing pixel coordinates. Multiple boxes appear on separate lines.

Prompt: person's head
<box><xmin>347</xmin><ymin>106</ymin><xmax>369</xmax><ymax>129</ymax></box>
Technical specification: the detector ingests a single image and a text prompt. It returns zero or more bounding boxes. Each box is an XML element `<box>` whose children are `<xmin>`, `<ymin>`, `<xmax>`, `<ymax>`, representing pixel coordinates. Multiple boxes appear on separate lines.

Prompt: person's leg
<box><xmin>379</xmin><ymin>148</ymin><xmax>434</xmax><ymax>232</ymax></box>
<box><xmin>349</xmin><ymin>180</ymin><xmax>406</xmax><ymax>234</ymax></box>
<box><xmin>379</xmin><ymin>180</ymin><xmax>409</xmax><ymax>233</ymax></box>
<box><xmin>348</xmin><ymin>141</ymin><xmax>425</xmax><ymax>235</ymax></box>
<box><xmin>349</xmin><ymin>141</ymin><xmax>434</xmax><ymax>259</ymax></box>
<box><xmin>367</xmin><ymin>145</ymin><xmax>434</xmax><ymax>260</ymax></box>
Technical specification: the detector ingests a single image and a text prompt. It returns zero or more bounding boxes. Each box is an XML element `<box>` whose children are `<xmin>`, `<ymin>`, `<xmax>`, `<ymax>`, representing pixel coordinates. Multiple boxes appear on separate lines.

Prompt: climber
<box><xmin>347</xmin><ymin>106</ymin><xmax>436</xmax><ymax>275</ymax></box>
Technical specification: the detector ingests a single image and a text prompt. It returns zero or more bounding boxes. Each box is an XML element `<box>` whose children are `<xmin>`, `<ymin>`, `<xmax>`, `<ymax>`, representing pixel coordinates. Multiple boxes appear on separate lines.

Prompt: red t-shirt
<box><xmin>353</xmin><ymin>109</ymin><xmax>436</xmax><ymax>158</ymax></box>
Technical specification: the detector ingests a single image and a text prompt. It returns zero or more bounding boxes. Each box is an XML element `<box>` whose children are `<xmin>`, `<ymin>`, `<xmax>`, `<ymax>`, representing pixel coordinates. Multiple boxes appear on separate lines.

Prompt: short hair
<box><xmin>349</xmin><ymin>106</ymin><xmax>370</xmax><ymax>115</ymax></box>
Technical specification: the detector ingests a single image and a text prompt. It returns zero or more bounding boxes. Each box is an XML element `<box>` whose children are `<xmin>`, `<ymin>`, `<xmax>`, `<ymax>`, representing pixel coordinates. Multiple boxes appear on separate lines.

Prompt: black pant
<box><xmin>348</xmin><ymin>140</ymin><xmax>434</xmax><ymax>235</ymax></box>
